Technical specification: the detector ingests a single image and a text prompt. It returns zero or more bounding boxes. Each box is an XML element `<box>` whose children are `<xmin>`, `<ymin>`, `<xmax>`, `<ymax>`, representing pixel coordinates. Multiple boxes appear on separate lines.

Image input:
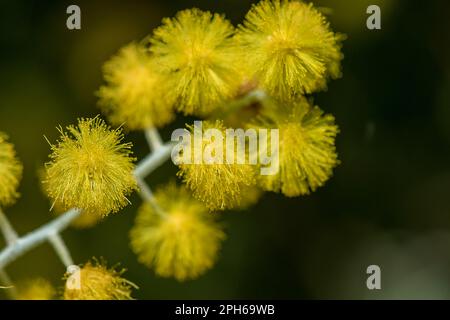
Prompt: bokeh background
<box><xmin>1</xmin><ymin>0</ymin><xmax>449</xmax><ymax>299</ymax></box>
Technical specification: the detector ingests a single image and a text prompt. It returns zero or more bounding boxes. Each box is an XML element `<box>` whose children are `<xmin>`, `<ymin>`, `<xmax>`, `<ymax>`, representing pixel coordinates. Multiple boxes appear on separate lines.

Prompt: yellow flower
<box><xmin>236</xmin><ymin>0</ymin><xmax>344</xmax><ymax>99</ymax></box>
<box><xmin>236</xmin><ymin>186</ymin><xmax>263</xmax><ymax>210</ymax></box>
<box><xmin>98</xmin><ymin>42</ymin><xmax>175</xmax><ymax>130</ymax></box>
<box><xmin>130</xmin><ymin>182</ymin><xmax>225</xmax><ymax>281</ymax></box>
<box><xmin>38</xmin><ymin>168</ymin><xmax>104</xmax><ymax>229</ymax></box>
<box><xmin>0</xmin><ymin>132</ymin><xmax>23</xmax><ymax>206</ymax></box>
<box><xmin>256</xmin><ymin>99</ymin><xmax>339</xmax><ymax>196</ymax></box>
<box><xmin>43</xmin><ymin>117</ymin><xmax>137</xmax><ymax>217</ymax></box>
<box><xmin>16</xmin><ymin>278</ymin><xmax>55</xmax><ymax>300</ymax></box>
<box><xmin>176</xmin><ymin>120</ymin><xmax>256</xmax><ymax>211</ymax></box>
<box><xmin>149</xmin><ymin>8</ymin><xmax>242</xmax><ymax>115</ymax></box>
<box><xmin>64</xmin><ymin>259</ymin><xmax>137</xmax><ymax>300</ymax></box>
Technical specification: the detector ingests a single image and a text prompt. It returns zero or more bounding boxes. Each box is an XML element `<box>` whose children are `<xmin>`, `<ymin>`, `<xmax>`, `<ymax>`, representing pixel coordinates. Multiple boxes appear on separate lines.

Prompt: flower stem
<box><xmin>0</xmin><ymin>208</ymin><xmax>81</xmax><ymax>270</ymax></box>
<box><xmin>0</xmin><ymin>208</ymin><xmax>18</xmax><ymax>246</ymax></box>
<box><xmin>0</xmin><ymin>269</ymin><xmax>17</xmax><ymax>299</ymax></box>
<box><xmin>136</xmin><ymin>177</ymin><xmax>167</xmax><ymax>219</ymax></box>
<box><xmin>134</xmin><ymin>141</ymin><xmax>174</xmax><ymax>178</ymax></box>
<box><xmin>48</xmin><ymin>232</ymin><xmax>74</xmax><ymax>267</ymax></box>
<box><xmin>145</xmin><ymin>127</ymin><xmax>163</xmax><ymax>151</ymax></box>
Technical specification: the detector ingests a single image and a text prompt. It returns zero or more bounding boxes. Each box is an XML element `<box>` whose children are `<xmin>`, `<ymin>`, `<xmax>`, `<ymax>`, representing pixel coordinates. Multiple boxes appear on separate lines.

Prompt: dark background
<box><xmin>1</xmin><ymin>0</ymin><xmax>450</xmax><ymax>299</ymax></box>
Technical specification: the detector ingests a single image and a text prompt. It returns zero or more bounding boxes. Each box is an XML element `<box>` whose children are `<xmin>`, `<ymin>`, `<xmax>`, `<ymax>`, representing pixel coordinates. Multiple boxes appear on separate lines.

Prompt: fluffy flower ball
<box><xmin>43</xmin><ymin>117</ymin><xmax>137</xmax><ymax>217</ymax></box>
<box><xmin>130</xmin><ymin>183</ymin><xmax>225</xmax><ymax>281</ymax></box>
<box><xmin>64</xmin><ymin>259</ymin><xmax>137</xmax><ymax>300</ymax></box>
<box><xmin>256</xmin><ymin>99</ymin><xmax>339</xmax><ymax>196</ymax></box>
<box><xmin>176</xmin><ymin>120</ymin><xmax>256</xmax><ymax>211</ymax></box>
<box><xmin>236</xmin><ymin>0</ymin><xmax>344</xmax><ymax>100</ymax></box>
<box><xmin>16</xmin><ymin>278</ymin><xmax>55</xmax><ymax>300</ymax></box>
<box><xmin>149</xmin><ymin>8</ymin><xmax>242</xmax><ymax>115</ymax></box>
<box><xmin>0</xmin><ymin>132</ymin><xmax>23</xmax><ymax>206</ymax></box>
<box><xmin>98</xmin><ymin>43</ymin><xmax>175</xmax><ymax>130</ymax></box>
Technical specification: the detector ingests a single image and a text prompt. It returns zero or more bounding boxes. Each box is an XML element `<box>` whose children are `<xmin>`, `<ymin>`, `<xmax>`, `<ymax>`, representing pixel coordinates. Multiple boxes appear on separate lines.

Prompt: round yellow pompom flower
<box><xmin>176</xmin><ymin>120</ymin><xmax>256</xmax><ymax>211</ymax></box>
<box><xmin>130</xmin><ymin>183</ymin><xmax>225</xmax><ymax>281</ymax></box>
<box><xmin>98</xmin><ymin>43</ymin><xmax>175</xmax><ymax>130</ymax></box>
<box><xmin>0</xmin><ymin>132</ymin><xmax>23</xmax><ymax>206</ymax></box>
<box><xmin>256</xmin><ymin>99</ymin><xmax>339</xmax><ymax>196</ymax></box>
<box><xmin>64</xmin><ymin>259</ymin><xmax>137</xmax><ymax>300</ymax></box>
<box><xmin>236</xmin><ymin>0</ymin><xmax>344</xmax><ymax>99</ymax></box>
<box><xmin>43</xmin><ymin>117</ymin><xmax>137</xmax><ymax>217</ymax></box>
<box><xmin>16</xmin><ymin>278</ymin><xmax>55</xmax><ymax>300</ymax></box>
<box><xmin>149</xmin><ymin>8</ymin><xmax>242</xmax><ymax>115</ymax></box>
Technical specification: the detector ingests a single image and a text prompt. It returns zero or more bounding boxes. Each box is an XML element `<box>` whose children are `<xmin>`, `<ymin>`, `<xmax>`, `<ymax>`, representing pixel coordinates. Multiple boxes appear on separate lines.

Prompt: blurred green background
<box><xmin>1</xmin><ymin>0</ymin><xmax>450</xmax><ymax>299</ymax></box>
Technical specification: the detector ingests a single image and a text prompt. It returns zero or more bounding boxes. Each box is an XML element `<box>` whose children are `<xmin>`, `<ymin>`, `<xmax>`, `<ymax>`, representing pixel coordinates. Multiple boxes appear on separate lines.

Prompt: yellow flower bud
<box><xmin>235</xmin><ymin>186</ymin><xmax>264</xmax><ymax>210</ymax></box>
<box><xmin>0</xmin><ymin>132</ymin><xmax>23</xmax><ymax>207</ymax></box>
<box><xmin>16</xmin><ymin>278</ymin><xmax>55</xmax><ymax>300</ymax></box>
<box><xmin>149</xmin><ymin>9</ymin><xmax>242</xmax><ymax>115</ymax></box>
<box><xmin>130</xmin><ymin>182</ymin><xmax>225</xmax><ymax>281</ymax></box>
<box><xmin>176</xmin><ymin>120</ymin><xmax>256</xmax><ymax>211</ymax></box>
<box><xmin>43</xmin><ymin>117</ymin><xmax>137</xmax><ymax>217</ymax></box>
<box><xmin>235</xmin><ymin>0</ymin><xmax>344</xmax><ymax>100</ymax></box>
<box><xmin>64</xmin><ymin>259</ymin><xmax>136</xmax><ymax>300</ymax></box>
<box><xmin>256</xmin><ymin>99</ymin><xmax>339</xmax><ymax>196</ymax></box>
<box><xmin>98</xmin><ymin>43</ymin><xmax>175</xmax><ymax>130</ymax></box>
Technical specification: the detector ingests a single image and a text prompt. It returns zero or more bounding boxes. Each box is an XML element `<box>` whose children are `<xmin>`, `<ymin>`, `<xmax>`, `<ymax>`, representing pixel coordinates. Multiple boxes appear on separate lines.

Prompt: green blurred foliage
<box><xmin>0</xmin><ymin>0</ymin><xmax>449</xmax><ymax>299</ymax></box>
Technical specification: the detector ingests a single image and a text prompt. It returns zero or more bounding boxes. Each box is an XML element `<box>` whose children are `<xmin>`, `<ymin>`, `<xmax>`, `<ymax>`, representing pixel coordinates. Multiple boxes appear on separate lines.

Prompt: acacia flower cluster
<box><xmin>16</xmin><ymin>278</ymin><xmax>55</xmax><ymax>300</ymax></box>
<box><xmin>236</xmin><ymin>0</ymin><xmax>344</xmax><ymax>99</ymax></box>
<box><xmin>130</xmin><ymin>183</ymin><xmax>225</xmax><ymax>281</ymax></box>
<box><xmin>149</xmin><ymin>9</ymin><xmax>243</xmax><ymax>115</ymax></box>
<box><xmin>43</xmin><ymin>117</ymin><xmax>137</xmax><ymax>217</ymax></box>
<box><xmin>98</xmin><ymin>43</ymin><xmax>175</xmax><ymax>130</ymax></box>
<box><xmin>0</xmin><ymin>0</ymin><xmax>344</xmax><ymax>299</ymax></box>
<box><xmin>0</xmin><ymin>132</ymin><xmax>23</xmax><ymax>207</ymax></box>
<box><xmin>63</xmin><ymin>259</ymin><xmax>137</xmax><ymax>300</ymax></box>
<box><xmin>253</xmin><ymin>98</ymin><xmax>339</xmax><ymax>196</ymax></box>
<box><xmin>176</xmin><ymin>121</ymin><xmax>256</xmax><ymax>211</ymax></box>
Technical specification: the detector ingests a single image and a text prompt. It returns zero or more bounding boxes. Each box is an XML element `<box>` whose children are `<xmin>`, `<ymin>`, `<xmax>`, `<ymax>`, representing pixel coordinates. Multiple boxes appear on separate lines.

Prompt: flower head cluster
<box><xmin>236</xmin><ymin>0</ymin><xmax>344</xmax><ymax>100</ymax></box>
<box><xmin>63</xmin><ymin>259</ymin><xmax>137</xmax><ymax>300</ymax></box>
<box><xmin>130</xmin><ymin>182</ymin><xmax>225</xmax><ymax>281</ymax></box>
<box><xmin>16</xmin><ymin>278</ymin><xmax>55</xmax><ymax>300</ymax></box>
<box><xmin>43</xmin><ymin>117</ymin><xmax>137</xmax><ymax>217</ymax></box>
<box><xmin>98</xmin><ymin>43</ymin><xmax>175</xmax><ymax>130</ymax></box>
<box><xmin>149</xmin><ymin>9</ymin><xmax>242</xmax><ymax>115</ymax></box>
<box><xmin>176</xmin><ymin>120</ymin><xmax>256</xmax><ymax>211</ymax></box>
<box><xmin>255</xmin><ymin>99</ymin><xmax>339</xmax><ymax>196</ymax></box>
<box><xmin>0</xmin><ymin>132</ymin><xmax>23</xmax><ymax>207</ymax></box>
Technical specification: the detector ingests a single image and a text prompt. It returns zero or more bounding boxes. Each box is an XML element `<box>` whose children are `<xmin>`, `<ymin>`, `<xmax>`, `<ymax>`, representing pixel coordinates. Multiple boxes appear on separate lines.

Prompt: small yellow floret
<box><xmin>149</xmin><ymin>8</ymin><xmax>242</xmax><ymax>115</ymax></box>
<box><xmin>236</xmin><ymin>0</ymin><xmax>344</xmax><ymax>99</ymax></box>
<box><xmin>16</xmin><ymin>278</ymin><xmax>55</xmax><ymax>300</ymax></box>
<box><xmin>64</xmin><ymin>259</ymin><xmax>136</xmax><ymax>300</ymax></box>
<box><xmin>130</xmin><ymin>182</ymin><xmax>225</xmax><ymax>281</ymax></box>
<box><xmin>257</xmin><ymin>99</ymin><xmax>339</xmax><ymax>196</ymax></box>
<box><xmin>176</xmin><ymin>120</ymin><xmax>256</xmax><ymax>211</ymax></box>
<box><xmin>98</xmin><ymin>42</ymin><xmax>175</xmax><ymax>130</ymax></box>
<box><xmin>0</xmin><ymin>132</ymin><xmax>22</xmax><ymax>207</ymax></box>
<box><xmin>43</xmin><ymin>117</ymin><xmax>137</xmax><ymax>217</ymax></box>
